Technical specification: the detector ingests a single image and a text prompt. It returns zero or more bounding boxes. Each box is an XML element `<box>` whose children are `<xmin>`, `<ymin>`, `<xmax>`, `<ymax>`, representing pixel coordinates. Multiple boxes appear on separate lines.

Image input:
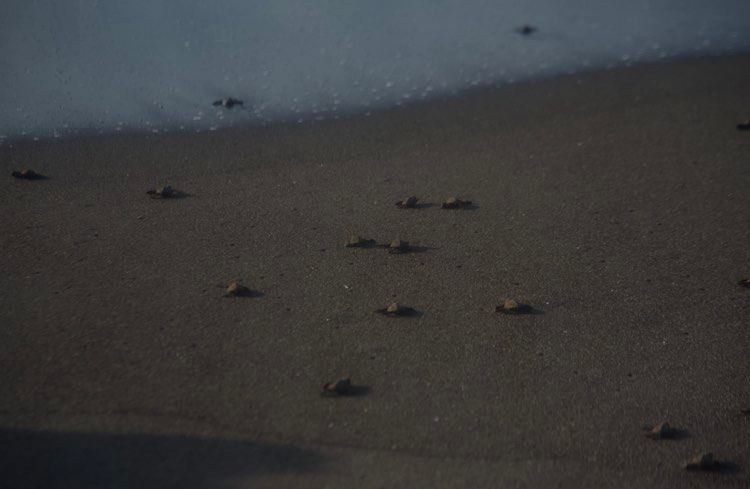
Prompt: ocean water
<box><xmin>1</xmin><ymin>0</ymin><xmax>749</xmax><ymax>142</ymax></box>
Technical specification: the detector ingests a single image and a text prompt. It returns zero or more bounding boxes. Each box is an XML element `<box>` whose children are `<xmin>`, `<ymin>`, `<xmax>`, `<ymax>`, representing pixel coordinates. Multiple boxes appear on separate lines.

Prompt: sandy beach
<box><xmin>1</xmin><ymin>54</ymin><xmax>749</xmax><ymax>488</ymax></box>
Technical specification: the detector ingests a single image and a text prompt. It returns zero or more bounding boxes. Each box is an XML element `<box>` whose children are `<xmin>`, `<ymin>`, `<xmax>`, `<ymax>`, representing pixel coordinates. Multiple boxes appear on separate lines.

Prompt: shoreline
<box><xmin>1</xmin><ymin>54</ymin><xmax>749</xmax><ymax>488</ymax></box>
<box><xmin>2</xmin><ymin>51</ymin><xmax>749</xmax><ymax>147</ymax></box>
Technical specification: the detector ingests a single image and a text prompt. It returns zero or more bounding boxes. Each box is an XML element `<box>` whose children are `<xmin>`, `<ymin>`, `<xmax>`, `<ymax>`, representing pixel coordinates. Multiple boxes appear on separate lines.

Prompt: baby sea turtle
<box><xmin>345</xmin><ymin>235</ymin><xmax>376</xmax><ymax>248</ymax></box>
<box><xmin>396</xmin><ymin>196</ymin><xmax>419</xmax><ymax>208</ymax></box>
<box><xmin>146</xmin><ymin>185</ymin><xmax>178</xmax><ymax>199</ymax></box>
<box><xmin>738</xmin><ymin>277</ymin><xmax>750</xmax><ymax>288</ymax></box>
<box><xmin>645</xmin><ymin>421</ymin><xmax>675</xmax><ymax>440</ymax></box>
<box><xmin>11</xmin><ymin>169</ymin><xmax>46</xmax><ymax>180</ymax></box>
<box><xmin>737</xmin><ymin>121</ymin><xmax>750</xmax><ymax>130</ymax></box>
<box><xmin>223</xmin><ymin>281</ymin><xmax>253</xmax><ymax>297</ymax></box>
<box><xmin>322</xmin><ymin>378</ymin><xmax>352</xmax><ymax>397</ymax></box>
<box><xmin>382</xmin><ymin>239</ymin><xmax>411</xmax><ymax>254</ymax></box>
<box><xmin>212</xmin><ymin>97</ymin><xmax>243</xmax><ymax>109</ymax></box>
<box><xmin>684</xmin><ymin>453</ymin><xmax>720</xmax><ymax>471</ymax></box>
<box><xmin>441</xmin><ymin>196</ymin><xmax>472</xmax><ymax>209</ymax></box>
<box><xmin>495</xmin><ymin>298</ymin><xmax>533</xmax><ymax>314</ymax></box>
<box><xmin>515</xmin><ymin>25</ymin><xmax>537</xmax><ymax>35</ymax></box>
<box><xmin>376</xmin><ymin>302</ymin><xmax>418</xmax><ymax>317</ymax></box>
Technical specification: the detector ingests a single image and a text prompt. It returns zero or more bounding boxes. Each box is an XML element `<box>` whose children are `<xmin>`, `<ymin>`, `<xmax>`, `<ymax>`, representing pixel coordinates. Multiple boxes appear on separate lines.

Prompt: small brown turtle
<box><xmin>212</xmin><ymin>97</ymin><xmax>243</xmax><ymax>109</ymax></box>
<box><xmin>737</xmin><ymin>121</ymin><xmax>750</xmax><ymax>130</ymax></box>
<box><xmin>495</xmin><ymin>298</ymin><xmax>533</xmax><ymax>314</ymax></box>
<box><xmin>645</xmin><ymin>421</ymin><xmax>674</xmax><ymax>440</ymax></box>
<box><xmin>322</xmin><ymin>378</ymin><xmax>352</xmax><ymax>397</ymax></box>
<box><xmin>146</xmin><ymin>185</ymin><xmax>178</xmax><ymax>199</ymax></box>
<box><xmin>441</xmin><ymin>196</ymin><xmax>472</xmax><ymax>209</ymax></box>
<box><xmin>345</xmin><ymin>235</ymin><xmax>376</xmax><ymax>248</ymax></box>
<box><xmin>376</xmin><ymin>302</ymin><xmax>418</xmax><ymax>317</ymax></box>
<box><xmin>388</xmin><ymin>239</ymin><xmax>410</xmax><ymax>253</ymax></box>
<box><xmin>515</xmin><ymin>25</ymin><xmax>537</xmax><ymax>35</ymax></box>
<box><xmin>223</xmin><ymin>281</ymin><xmax>253</xmax><ymax>297</ymax></box>
<box><xmin>738</xmin><ymin>277</ymin><xmax>750</xmax><ymax>288</ymax></box>
<box><xmin>684</xmin><ymin>453</ymin><xmax>720</xmax><ymax>471</ymax></box>
<box><xmin>11</xmin><ymin>169</ymin><xmax>46</xmax><ymax>180</ymax></box>
<box><xmin>396</xmin><ymin>196</ymin><xmax>418</xmax><ymax>208</ymax></box>
<box><xmin>377</xmin><ymin>238</ymin><xmax>411</xmax><ymax>253</ymax></box>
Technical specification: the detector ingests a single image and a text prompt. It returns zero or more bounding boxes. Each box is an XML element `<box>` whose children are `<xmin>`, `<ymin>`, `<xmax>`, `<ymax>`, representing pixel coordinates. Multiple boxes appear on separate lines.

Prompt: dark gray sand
<box><xmin>1</xmin><ymin>55</ymin><xmax>749</xmax><ymax>488</ymax></box>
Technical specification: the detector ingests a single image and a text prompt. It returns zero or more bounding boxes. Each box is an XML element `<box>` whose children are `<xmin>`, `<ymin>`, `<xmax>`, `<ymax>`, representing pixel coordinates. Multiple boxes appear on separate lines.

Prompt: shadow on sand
<box><xmin>0</xmin><ymin>427</ymin><xmax>326</xmax><ymax>489</ymax></box>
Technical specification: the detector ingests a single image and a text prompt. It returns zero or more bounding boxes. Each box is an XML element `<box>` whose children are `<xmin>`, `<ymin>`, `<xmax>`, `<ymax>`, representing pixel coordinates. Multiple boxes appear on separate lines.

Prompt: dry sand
<box><xmin>1</xmin><ymin>54</ymin><xmax>749</xmax><ymax>488</ymax></box>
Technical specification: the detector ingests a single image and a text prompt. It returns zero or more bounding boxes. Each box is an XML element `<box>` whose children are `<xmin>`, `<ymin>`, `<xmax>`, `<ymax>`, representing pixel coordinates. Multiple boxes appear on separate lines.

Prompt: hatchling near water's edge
<box><xmin>213</xmin><ymin>97</ymin><xmax>243</xmax><ymax>109</ymax></box>
<box><xmin>515</xmin><ymin>25</ymin><xmax>537</xmax><ymax>35</ymax></box>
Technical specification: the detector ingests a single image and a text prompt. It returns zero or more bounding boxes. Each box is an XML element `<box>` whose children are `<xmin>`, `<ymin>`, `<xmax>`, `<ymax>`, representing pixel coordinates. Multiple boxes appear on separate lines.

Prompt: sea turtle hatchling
<box><xmin>213</xmin><ymin>97</ymin><xmax>243</xmax><ymax>109</ymax></box>
<box><xmin>738</xmin><ymin>277</ymin><xmax>750</xmax><ymax>288</ymax></box>
<box><xmin>684</xmin><ymin>453</ymin><xmax>720</xmax><ymax>471</ymax></box>
<box><xmin>223</xmin><ymin>281</ymin><xmax>254</xmax><ymax>297</ymax></box>
<box><xmin>737</xmin><ymin>121</ymin><xmax>750</xmax><ymax>130</ymax></box>
<box><xmin>495</xmin><ymin>298</ymin><xmax>533</xmax><ymax>315</ymax></box>
<box><xmin>376</xmin><ymin>302</ymin><xmax>418</xmax><ymax>317</ymax></box>
<box><xmin>395</xmin><ymin>196</ymin><xmax>419</xmax><ymax>208</ymax></box>
<box><xmin>441</xmin><ymin>196</ymin><xmax>472</xmax><ymax>209</ymax></box>
<box><xmin>146</xmin><ymin>185</ymin><xmax>178</xmax><ymax>199</ymax></box>
<box><xmin>345</xmin><ymin>235</ymin><xmax>376</xmax><ymax>248</ymax></box>
<box><xmin>645</xmin><ymin>421</ymin><xmax>675</xmax><ymax>440</ymax></box>
<box><xmin>378</xmin><ymin>239</ymin><xmax>411</xmax><ymax>254</ymax></box>
<box><xmin>11</xmin><ymin>169</ymin><xmax>46</xmax><ymax>180</ymax></box>
<box><xmin>322</xmin><ymin>378</ymin><xmax>352</xmax><ymax>397</ymax></box>
<box><xmin>515</xmin><ymin>25</ymin><xmax>537</xmax><ymax>35</ymax></box>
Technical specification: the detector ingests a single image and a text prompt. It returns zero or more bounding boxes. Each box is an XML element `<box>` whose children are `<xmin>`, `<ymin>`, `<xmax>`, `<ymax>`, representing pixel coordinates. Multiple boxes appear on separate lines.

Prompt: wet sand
<box><xmin>1</xmin><ymin>54</ymin><xmax>749</xmax><ymax>488</ymax></box>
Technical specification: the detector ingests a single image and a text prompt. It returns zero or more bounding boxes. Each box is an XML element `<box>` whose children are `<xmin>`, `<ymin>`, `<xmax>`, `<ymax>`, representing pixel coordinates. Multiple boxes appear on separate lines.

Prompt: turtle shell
<box><xmin>345</xmin><ymin>236</ymin><xmax>375</xmax><ymax>248</ymax></box>
<box><xmin>322</xmin><ymin>378</ymin><xmax>352</xmax><ymax>396</ymax></box>
<box><xmin>387</xmin><ymin>239</ymin><xmax>409</xmax><ymax>253</ymax></box>
<box><xmin>11</xmin><ymin>169</ymin><xmax>46</xmax><ymax>180</ymax></box>
<box><xmin>157</xmin><ymin>185</ymin><xmax>174</xmax><ymax>197</ymax></box>
<box><xmin>147</xmin><ymin>185</ymin><xmax>177</xmax><ymax>198</ymax></box>
<box><xmin>377</xmin><ymin>302</ymin><xmax>417</xmax><ymax>316</ymax></box>
<box><xmin>213</xmin><ymin>97</ymin><xmax>244</xmax><ymax>108</ymax></box>
<box><xmin>496</xmin><ymin>298</ymin><xmax>533</xmax><ymax>314</ymax></box>
<box><xmin>224</xmin><ymin>282</ymin><xmax>253</xmax><ymax>297</ymax></box>
<box><xmin>684</xmin><ymin>453</ymin><xmax>719</xmax><ymax>471</ymax></box>
<box><xmin>396</xmin><ymin>196</ymin><xmax>418</xmax><ymax>208</ymax></box>
<box><xmin>441</xmin><ymin>196</ymin><xmax>472</xmax><ymax>209</ymax></box>
<box><xmin>645</xmin><ymin>421</ymin><xmax>672</xmax><ymax>440</ymax></box>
